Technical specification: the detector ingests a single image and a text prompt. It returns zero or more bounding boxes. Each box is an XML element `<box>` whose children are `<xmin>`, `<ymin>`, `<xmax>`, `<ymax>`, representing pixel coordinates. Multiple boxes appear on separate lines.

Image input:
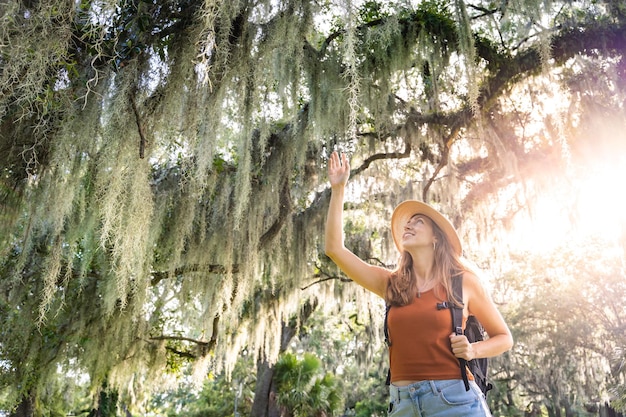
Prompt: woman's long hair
<box><xmin>385</xmin><ymin>219</ymin><xmax>466</xmax><ymax>307</ymax></box>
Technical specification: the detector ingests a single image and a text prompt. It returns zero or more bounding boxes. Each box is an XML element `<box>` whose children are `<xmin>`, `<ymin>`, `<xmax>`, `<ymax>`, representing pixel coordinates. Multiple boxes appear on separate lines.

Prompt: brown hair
<box><xmin>385</xmin><ymin>218</ymin><xmax>465</xmax><ymax>307</ymax></box>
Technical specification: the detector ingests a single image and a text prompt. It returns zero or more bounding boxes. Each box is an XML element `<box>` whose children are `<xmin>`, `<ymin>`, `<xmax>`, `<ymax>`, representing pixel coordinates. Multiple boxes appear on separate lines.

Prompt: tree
<box><xmin>147</xmin><ymin>356</ymin><xmax>255</xmax><ymax>417</ymax></box>
<box><xmin>273</xmin><ymin>353</ymin><xmax>342</xmax><ymax>417</ymax></box>
<box><xmin>490</xmin><ymin>241</ymin><xmax>626</xmax><ymax>416</ymax></box>
<box><xmin>1</xmin><ymin>0</ymin><xmax>626</xmax><ymax>414</ymax></box>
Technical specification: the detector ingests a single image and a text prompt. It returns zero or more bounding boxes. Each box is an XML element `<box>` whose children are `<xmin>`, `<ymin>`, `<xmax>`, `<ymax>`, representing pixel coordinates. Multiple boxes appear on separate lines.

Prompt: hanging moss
<box><xmin>1</xmin><ymin>0</ymin><xmax>625</xmax><ymax>413</ymax></box>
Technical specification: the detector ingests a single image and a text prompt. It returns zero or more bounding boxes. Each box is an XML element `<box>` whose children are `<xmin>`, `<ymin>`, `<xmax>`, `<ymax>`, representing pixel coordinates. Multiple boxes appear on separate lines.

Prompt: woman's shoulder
<box><xmin>461</xmin><ymin>269</ymin><xmax>479</xmax><ymax>282</ymax></box>
<box><xmin>461</xmin><ymin>269</ymin><xmax>488</xmax><ymax>298</ymax></box>
<box><xmin>365</xmin><ymin>263</ymin><xmax>393</xmax><ymax>298</ymax></box>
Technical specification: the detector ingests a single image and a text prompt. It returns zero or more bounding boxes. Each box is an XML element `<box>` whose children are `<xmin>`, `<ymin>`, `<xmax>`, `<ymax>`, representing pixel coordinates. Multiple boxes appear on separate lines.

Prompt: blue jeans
<box><xmin>388</xmin><ymin>380</ymin><xmax>491</xmax><ymax>417</ymax></box>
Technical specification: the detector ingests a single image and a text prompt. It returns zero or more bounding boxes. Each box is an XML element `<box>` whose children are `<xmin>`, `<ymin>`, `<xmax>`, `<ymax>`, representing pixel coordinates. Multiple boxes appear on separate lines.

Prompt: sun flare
<box><xmin>509</xmin><ymin>157</ymin><xmax>626</xmax><ymax>253</ymax></box>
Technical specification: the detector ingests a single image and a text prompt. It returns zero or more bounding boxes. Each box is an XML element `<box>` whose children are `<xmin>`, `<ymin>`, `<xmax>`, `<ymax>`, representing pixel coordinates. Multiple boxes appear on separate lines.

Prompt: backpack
<box><xmin>445</xmin><ymin>275</ymin><xmax>493</xmax><ymax>396</ymax></box>
<box><xmin>383</xmin><ymin>274</ymin><xmax>493</xmax><ymax>396</ymax></box>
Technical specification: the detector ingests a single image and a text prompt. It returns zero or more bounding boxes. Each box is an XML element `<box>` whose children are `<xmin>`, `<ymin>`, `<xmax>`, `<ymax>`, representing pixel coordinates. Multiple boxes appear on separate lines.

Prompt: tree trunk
<box><xmin>600</xmin><ymin>402</ymin><xmax>625</xmax><ymax>417</ymax></box>
<box><xmin>10</xmin><ymin>392</ymin><xmax>35</xmax><ymax>417</ymax></box>
<box><xmin>564</xmin><ymin>402</ymin><xmax>575</xmax><ymax>417</ymax></box>
<box><xmin>250</xmin><ymin>299</ymin><xmax>318</xmax><ymax>417</ymax></box>
<box><xmin>250</xmin><ymin>360</ymin><xmax>280</xmax><ymax>417</ymax></box>
<box><xmin>87</xmin><ymin>385</ymin><xmax>121</xmax><ymax>417</ymax></box>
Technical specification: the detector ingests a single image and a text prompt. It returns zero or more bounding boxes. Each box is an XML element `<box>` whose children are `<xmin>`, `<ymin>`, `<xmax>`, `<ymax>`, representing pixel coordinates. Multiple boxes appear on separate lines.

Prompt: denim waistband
<box><xmin>388</xmin><ymin>380</ymin><xmax>490</xmax><ymax>417</ymax></box>
<box><xmin>390</xmin><ymin>380</ymin><xmax>438</xmax><ymax>401</ymax></box>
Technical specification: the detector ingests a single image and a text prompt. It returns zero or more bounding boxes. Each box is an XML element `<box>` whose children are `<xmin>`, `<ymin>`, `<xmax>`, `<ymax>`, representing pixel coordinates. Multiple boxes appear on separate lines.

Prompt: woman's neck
<box><xmin>410</xmin><ymin>252</ymin><xmax>435</xmax><ymax>285</ymax></box>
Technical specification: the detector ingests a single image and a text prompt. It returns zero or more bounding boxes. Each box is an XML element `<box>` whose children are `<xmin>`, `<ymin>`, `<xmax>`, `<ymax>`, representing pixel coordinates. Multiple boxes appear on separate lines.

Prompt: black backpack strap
<box><xmin>384</xmin><ymin>304</ymin><xmax>391</xmax><ymax>385</ymax></box>
<box><xmin>451</xmin><ymin>275</ymin><xmax>470</xmax><ymax>391</ymax></box>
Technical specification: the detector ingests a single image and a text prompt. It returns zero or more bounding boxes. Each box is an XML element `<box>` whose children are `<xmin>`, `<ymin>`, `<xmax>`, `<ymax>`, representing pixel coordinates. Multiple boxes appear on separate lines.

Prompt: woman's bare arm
<box><xmin>450</xmin><ymin>272</ymin><xmax>513</xmax><ymax>360</ymax></box>
<box><xmin>324</xmin><ymin>152</ymin><xmax>389</xmax><ymax>298</ymax></box>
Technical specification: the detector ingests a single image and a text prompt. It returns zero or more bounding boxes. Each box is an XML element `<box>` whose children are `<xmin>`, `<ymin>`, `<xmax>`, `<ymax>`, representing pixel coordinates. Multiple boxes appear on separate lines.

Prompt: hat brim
<box><xmin>391</xmin><ymin>200</ymin><xmax>462</xmax><ymax>256</ymax></box>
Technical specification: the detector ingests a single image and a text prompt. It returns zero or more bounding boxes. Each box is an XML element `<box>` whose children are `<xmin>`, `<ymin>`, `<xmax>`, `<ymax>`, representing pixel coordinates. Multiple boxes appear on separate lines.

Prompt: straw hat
<box><xmin>391</xmin><ymin>200</ymin><xmax>462</xmax><ymax>256</ymax></box>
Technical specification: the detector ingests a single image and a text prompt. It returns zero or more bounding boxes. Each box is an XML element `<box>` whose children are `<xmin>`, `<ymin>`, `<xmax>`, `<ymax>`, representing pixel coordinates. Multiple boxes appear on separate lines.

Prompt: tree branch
<box><xmin>300</xmin><ymin>258</ymin><xmax>392</xmax><ymax>290</ymax></box>
<box><xmin>259</xmin><ymin>174</ymin><xmax>292</xmax><ymax>248</ymax></box>
<box><xmin>149</xmin><ymin>314</ymin><xmax>219</xmax><ymax>359</ymax></box>
<box><xmin>301</xmin><ymin>275</ymin><xmax>352</xmax><ymax>291</ymax></box>
<box><xmin>150</xmin><ymin>264</ymin><xmax>240</xmax><ymax>286</ymax></box>
<box><xmin>130</xmin><ymin>94</ymin><xmax>147</xmax><ymax>159</ymax></box>
<box><xmin>350</xmin><ymin>139</ymin><xmax>412</xmax><ymax>178</ymax></box>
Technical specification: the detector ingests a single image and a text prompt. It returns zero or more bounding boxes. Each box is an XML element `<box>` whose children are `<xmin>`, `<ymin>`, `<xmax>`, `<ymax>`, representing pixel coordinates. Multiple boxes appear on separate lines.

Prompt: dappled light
<box><xmin>0</xmin><ymin>0</ymin><xmax>625</xmax><ymax>416</ymax></box>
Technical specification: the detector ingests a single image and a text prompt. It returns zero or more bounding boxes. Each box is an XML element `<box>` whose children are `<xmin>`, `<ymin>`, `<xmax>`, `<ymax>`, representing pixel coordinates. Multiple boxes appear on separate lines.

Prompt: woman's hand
<box><xmin>328</xmin><ymin>151</ymin><xmax>350</xmax><ymax>188</ymax></box>
<box><xmin>449</xmin><ymin>333</ymin><xmax>476</xmax><ymax>361</ymax></box>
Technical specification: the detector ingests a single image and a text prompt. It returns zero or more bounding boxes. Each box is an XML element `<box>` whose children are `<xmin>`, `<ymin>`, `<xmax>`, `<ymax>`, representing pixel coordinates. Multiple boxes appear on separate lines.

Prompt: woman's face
<box><xmin>401</xmin><ymin>214</ymin><xmax>436</xmax><ymax>250</ymax></box>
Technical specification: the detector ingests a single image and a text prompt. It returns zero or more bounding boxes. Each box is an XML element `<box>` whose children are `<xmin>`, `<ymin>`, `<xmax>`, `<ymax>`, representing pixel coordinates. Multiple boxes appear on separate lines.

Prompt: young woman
<box><xmin>324</xmin><ymin>151</ymin><xmax>513</xmax><ymax>417</ymax></box>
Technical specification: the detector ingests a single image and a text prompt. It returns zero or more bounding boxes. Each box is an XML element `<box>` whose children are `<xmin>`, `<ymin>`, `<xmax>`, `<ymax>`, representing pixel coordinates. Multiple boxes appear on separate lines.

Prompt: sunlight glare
<box><xmin>574</xmin><ymin>161</ymin><xmax>626</xmax><ymax>241</ymax></box>
<box><xmin>509</xmin><ymin>158</ymin><xmax>626</xmax><ymax>253</ymax></box>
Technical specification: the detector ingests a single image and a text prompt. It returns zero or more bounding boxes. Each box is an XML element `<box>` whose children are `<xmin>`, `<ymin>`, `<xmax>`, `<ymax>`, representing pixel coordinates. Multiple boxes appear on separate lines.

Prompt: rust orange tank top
<box><xmin>387</xmin><ymin>286</ymin><xmax>472</xmax><ymax>382</ymax></box>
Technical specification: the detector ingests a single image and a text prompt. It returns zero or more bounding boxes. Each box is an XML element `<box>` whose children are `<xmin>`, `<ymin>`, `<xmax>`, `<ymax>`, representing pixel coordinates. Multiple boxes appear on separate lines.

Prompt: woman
<box><xmin>324</xmin><ymin>151</ymin><xmax>513</xmax><ymax>417</ymax></box>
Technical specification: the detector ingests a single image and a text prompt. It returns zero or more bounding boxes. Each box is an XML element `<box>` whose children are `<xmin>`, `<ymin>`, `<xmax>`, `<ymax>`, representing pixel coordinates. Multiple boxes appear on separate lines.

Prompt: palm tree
<box><xmin>274</xmin><ymin>353</ymin><xmax>342</xmax><ymax>417</ymax></box>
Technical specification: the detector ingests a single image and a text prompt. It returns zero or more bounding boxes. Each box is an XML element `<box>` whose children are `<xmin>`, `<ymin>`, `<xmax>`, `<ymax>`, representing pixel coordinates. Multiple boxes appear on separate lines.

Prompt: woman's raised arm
<box><xmin>324</xmin><ymin>151</ymin><xmax>389</xmax><ymax>298</ymax></box>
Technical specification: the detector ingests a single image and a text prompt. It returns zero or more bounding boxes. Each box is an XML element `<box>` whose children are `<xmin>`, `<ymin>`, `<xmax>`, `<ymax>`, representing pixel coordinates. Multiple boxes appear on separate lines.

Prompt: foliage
<box><xmin>147</xmin><ymin>357</ymin><xmax>255</xmax><ymax>417</ymax></box>
<box><xmin>353</xmin><ymin>395</ymin><xmax>387</xmax><ymax>417</ymax></box>
<box><xmin>488</xmin><ymin>240</ymin><xmax>626</xmax><ymax>415</ymax></box>
<box><xmin>87</xmin><ymin>387</ymin><xmax>121</xmax><ymax>417</ymax></box>
<box><xmin>292</xmin><ymin>298</ymin><xmax>389</xmax><ymax>415</ymax></box>
<box><xmin>273</xmin><ymin>353</ymin><xmax>342</xmax><ymax>417</ymax></box>
<box><xmin>1</xmin><ymin>0</ymin><xmax>626</xmax><ymax>414</ymax></box>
